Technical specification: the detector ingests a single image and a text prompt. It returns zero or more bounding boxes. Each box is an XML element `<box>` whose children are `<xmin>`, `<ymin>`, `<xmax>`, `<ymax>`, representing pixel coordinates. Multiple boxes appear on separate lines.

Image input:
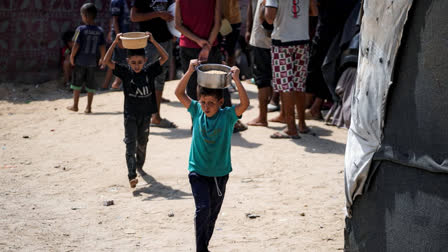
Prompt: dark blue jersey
<box><xmin>72</xmin><ymin>25</ymin><xmax>105</xmax><ymax>67</ymax></box>
<box><xmin>111</xmin><ymin>0</ymin><xmax>131</xmax><ymax>34</ymax></box>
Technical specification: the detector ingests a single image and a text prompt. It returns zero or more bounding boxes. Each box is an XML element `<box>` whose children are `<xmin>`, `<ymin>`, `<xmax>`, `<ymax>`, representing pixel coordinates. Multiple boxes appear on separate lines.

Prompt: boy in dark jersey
<box><xmin>68</xmin><ymin>3</ymin><xmax>106</xmax><ymax>113</ymax></box>
<box><xmin>103</xmin><ymin>32</ymin><xmax>168</xmax><ymax>188</ymax></box>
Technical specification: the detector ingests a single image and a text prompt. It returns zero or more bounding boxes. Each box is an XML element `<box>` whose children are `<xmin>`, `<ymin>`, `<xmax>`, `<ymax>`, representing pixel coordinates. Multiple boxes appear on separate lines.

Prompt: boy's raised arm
<box><xmin>175</xmin><ymin>59</ymin><xmax>199</xmax><ymax>109</ymax></box>
<box><xmin>231</xmin><ymin>67</ymin><xmax>250</xmax><ymax>117</ymax></box>
<box><xmin>146</xmin><ymin>32</ymin><xmax>168</xmax><ymax>65</ymax></box>
<box><xmin>103</xmin><ymin>34</ymin><xmax>121</xmax><ymax>70</ymax></box>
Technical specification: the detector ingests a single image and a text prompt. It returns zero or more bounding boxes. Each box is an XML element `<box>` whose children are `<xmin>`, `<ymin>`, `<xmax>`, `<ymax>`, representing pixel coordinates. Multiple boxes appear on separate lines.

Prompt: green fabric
<box><xmin>187</xmin><ymin>100</ymin><xmax>240</xmax><ymax>177</ymax></box>
<box><xmin>70</xmin><ymin>84</ymin><xmax>81</xmax><ymax>90</ymax></box>
<box><xmin>84</xmin><ymin>87</ymin><xmax>96</xmax><ymax>93</ymax></box>
<box><xmin>70</xmin><ymin>85</ymin><xmax>96</xmax><ymax>93</ymax></box>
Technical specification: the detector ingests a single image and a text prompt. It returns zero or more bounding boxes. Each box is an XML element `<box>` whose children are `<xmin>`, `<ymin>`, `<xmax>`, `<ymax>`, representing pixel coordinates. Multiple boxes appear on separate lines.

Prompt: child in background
<box><xmin>101</xmin><ymin>0</ymin><xmax>131</xmax><ymax>91</ymax></box>
<box><xmin>103</xmin><ymin>32</ymin><xmax>168</xmax><ymax>188</ymax></box>
<box><xmin>174</xmin><ymin>59</ymin><xmax>249</xmax><ymax>252</ymax></box>
<box><xmin>61</xmin><ymin>30</ymin><xmax>74</xmax><ymax>89</ymax></box>
<box><xmin>67</xmin><ymin>3</ymin><xmax>106</xmax><ymax>113</ymax></box>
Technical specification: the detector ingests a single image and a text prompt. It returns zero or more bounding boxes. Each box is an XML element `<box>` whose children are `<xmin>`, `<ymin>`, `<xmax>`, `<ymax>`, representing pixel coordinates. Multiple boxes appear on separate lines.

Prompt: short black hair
<box><xmin>62</xmin><ymin>30</ymin><xmax>75</xmax><ymax>46</ymax></box>
<box><xmin>127</xmin><ymin>49</ymin><xmax>146</xmax><ymax>58</ymax></box>
<box><xmin>199</xmin><ymin>87</ymin><xmax>224</xmax><ymax>100</ymax></box>
<box><xmin>80</xmin><ymin>3</ymin><xmax>97</xmax><ymax>20</ymax></box>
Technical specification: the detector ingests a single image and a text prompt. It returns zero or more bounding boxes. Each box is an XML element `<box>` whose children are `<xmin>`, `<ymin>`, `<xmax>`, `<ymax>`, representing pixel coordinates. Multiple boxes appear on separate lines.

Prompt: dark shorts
<box><xmin>221</xmin><ymin>23</ymin><xmax>241</xmax><ymax>56</ymax></box>
<box><xmin>71</xmin><ymin>65</ymin><xmax>96</xmax><ymax>93</ymax></box>
<box><xmin>251</xmin><ymin>46</ymin><xmax>272</xmax><ymax>89</ymax></box>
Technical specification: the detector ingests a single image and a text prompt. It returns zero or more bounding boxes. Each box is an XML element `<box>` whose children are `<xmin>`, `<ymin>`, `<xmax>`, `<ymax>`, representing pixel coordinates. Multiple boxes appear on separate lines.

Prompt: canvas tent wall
<box><xmin>345</xmin><ymin>0</ymin><xmax>448</xmax><ymax>250</ymax></box>
<box><xmin>0</xmin><ymin>1</ymin><xmax>112</xmax><ymax>83</ymax></box>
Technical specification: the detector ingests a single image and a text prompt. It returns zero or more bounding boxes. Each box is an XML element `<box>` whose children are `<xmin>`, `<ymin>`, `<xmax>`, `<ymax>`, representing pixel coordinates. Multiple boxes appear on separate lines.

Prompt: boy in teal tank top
<box><xmin>175</xmin><ymin>59</ymin><xmax>249</xmax><ymax>252</ymax></box>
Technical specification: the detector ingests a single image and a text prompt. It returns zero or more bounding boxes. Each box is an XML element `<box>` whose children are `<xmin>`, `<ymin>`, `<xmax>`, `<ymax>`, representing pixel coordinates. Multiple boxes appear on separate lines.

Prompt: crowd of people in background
<box><xmin>61</xmin><ymin>0</ymin><xmax>361</xmax><ymax>133</ymax></box>
<box><xmin>61</xmin><ymin>1</ymin><xmax>362</xmax><ymax>251</ymax></box>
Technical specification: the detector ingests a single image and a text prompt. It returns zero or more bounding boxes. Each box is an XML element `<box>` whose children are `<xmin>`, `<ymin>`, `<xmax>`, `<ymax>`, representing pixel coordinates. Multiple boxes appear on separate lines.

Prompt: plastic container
<box><xmin>120</xmin><ymin>32</ymin><xmax>149</xmax><ymax>49</ymax></box>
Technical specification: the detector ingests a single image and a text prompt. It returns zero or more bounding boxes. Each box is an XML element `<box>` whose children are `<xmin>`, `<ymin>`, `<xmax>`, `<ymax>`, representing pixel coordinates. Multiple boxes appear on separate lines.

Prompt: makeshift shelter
<box><xmin>345</xmin><ymin>0</ymin><xmax>448</xmax><ymax>250</ymax></box>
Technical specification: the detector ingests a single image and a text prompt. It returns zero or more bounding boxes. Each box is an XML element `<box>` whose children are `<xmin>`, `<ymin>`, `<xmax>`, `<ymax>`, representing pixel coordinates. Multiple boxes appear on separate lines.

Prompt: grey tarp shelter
<box><xmin>344</xmin><ymin>0</ymin><xmax>448</xmax><ymax>250</ymax></box>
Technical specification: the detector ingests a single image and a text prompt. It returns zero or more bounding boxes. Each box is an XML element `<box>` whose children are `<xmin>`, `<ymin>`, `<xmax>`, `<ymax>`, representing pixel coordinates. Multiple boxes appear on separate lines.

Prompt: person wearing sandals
<box><xmin>265</xmin><ymin>0</ymin><xmax>311</xmax><ymax>139</ymax></box>
<box><xmin>175</xmin><ymin>59</ymin><xmax>249</xmax><ymax>252</ymax></box>
<box><xmin>67</xmin><ymin>3</ymin><xmax>106</xmax><ymax>114</ymax></box>
<box><xmin>103</xmin><ymin>32</ymin><xmax>168</xmax><ymax>188</ymax></box>
<box><xmin>101</xmin><ymin>0</ymin><xmax>131</xmax><ymax>91</ymax></box>
<box><xmin>175</xmin><ymin>0</ymin><xmax>247</xmax><ymax>133</ymax></box>
<box><xmin>130</xmin><ymin>0</ymin><xmax>177</xmax><ymax>128</ymax></box>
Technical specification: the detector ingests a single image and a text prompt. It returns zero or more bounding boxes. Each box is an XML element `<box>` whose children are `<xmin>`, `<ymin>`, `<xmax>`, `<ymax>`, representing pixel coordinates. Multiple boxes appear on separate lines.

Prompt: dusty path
<box><xmin>0</xmin><ymin>80</ymin><xmax>347</xmax><ymax>251</ymax></box>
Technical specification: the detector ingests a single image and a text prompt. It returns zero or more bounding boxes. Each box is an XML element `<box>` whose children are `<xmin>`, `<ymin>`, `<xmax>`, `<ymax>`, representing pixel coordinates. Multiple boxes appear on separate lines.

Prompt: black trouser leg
<box><xmin>136</xmin><ymin>115</ymin><xmax>151</xmax><ymax>170</ymax></box>
<box><xmin>206</xmin><ymin>175</ymin><xmax>228</xmax><ymax>247</ymax></box>
<box><xmin>124</xmin><ymin>115</ymin><xmax>151</xmax><ymax>180</ymax></box>
<box><xmin>124</xmin><ymin>115</ymin><xmax>138</xmax><ymax>180</ymax></box>
<box><xmin>189</xmin><ymin>172</ymin><xmax>228</xmax><ymax>252</ymax></box>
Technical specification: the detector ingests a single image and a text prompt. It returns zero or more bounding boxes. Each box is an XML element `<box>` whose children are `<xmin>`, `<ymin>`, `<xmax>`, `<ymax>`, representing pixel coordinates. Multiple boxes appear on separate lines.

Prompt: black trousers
<box><xmin>123</xmin><ymin>114</ymin><xmax>151</xmax><ymax>180</ymax></box>
<box><xmin>179</xmin><ymin>46</ymin><xmax>231</xmax><ymax>107</ymax></box>
<box><xmin>189</xmin><ymin>172</ymin><xmax>229</xmax><ymax>252</ymax></box>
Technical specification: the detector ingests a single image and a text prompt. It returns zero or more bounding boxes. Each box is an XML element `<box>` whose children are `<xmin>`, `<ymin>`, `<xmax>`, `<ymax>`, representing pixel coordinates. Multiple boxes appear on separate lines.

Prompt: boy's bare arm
<box><xmin>231</xmin><ymin>67</ymin><xmax>250</xmax><ymax>117</ymax></box>
<box><xmin>197</xmin><ymin>0</ymin><xmax>221</xmax><ymax>61</ymax></box>
<box><xmin>113</xmin><ymin>16</ymin><xmax>121</xmax><ymax>34</ymax></box>
<box><xmin>70</xmin><ymin>43</ymin><xmax>80</xmax><ymax>66</ymax></box>
<box><xmin>207</xmin><ymin>0</ymin><xmax>221</xmax><ymax>46</ymax></box>
<box><xmin>130</xmin><ymin>7</ymin><xmax>173</xmax><ymax>22</ymax></box>
<box><xmin>175</xmin><ymin>59</ymin><xmax>199</xmax><ymax>109</ymax></box>
<box><xmin>146</xmin><ymin>32</ymin><xmax>168</xmax><ymax>65</ymax></box>
<box><xmin>264</xmin><ymin>5</ymin><xmax>277</xmax><ymax>24</ymax></box>
<box><xmin>174</xmin><ymin>0</ymin><xmax>210</xmax><ymax>49</ymax></box>
<box><xmin>103</xmin><ymin>34</ymin><xmax>121</xmax><ymax>70</ymax></box>
<box><xmin>98</xmin><ymin>44</ymin><xmax>106</xmax><ymax>67</ymax></box>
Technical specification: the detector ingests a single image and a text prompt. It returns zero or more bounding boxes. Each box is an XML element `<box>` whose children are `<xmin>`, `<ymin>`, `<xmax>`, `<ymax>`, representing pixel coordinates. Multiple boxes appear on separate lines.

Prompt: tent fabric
<box><xmin>345</xmin><ymin>161</ymin><xmax>448</xmax><ymax>252</ymax></box>
<box><xmin>344</xmin><ymin>0</ymin><xmax>414</xmax><ymax>215</ymax></box>
<box><xmin>325</xmin><ymin>67</ymin><xmax>357</xmax><ymax>128</ymax></box>
<box><xmin>373</xmin><ymin>0</ymin><xmax>448</xmax><ymax>173</ymax></box>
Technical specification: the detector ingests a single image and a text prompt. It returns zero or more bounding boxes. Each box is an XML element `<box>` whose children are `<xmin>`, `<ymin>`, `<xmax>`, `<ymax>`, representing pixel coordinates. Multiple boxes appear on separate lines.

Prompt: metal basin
<box><xmin>196</xmin><ymin>64</ymin><xmax>232</xmax><ymax>89</ymax></box>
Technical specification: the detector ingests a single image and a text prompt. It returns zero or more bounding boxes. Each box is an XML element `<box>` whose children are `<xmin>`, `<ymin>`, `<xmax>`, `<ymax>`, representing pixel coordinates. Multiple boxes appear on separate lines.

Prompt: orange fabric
<box><xmin>222</xmin><ymin>0</ymin><xmax>241</xmax><ymax>24</ymax></box>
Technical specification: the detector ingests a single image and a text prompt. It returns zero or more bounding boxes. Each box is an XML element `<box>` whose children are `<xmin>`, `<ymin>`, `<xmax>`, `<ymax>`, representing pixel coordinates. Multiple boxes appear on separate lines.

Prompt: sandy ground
<box><xmin>0</xmin><ymin>79</ymin><xmax>347</xmax><ymax>252</ymax></box>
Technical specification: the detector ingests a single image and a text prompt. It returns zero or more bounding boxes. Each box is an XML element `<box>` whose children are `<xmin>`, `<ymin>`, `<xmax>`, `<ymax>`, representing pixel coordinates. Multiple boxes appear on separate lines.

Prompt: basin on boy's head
<box><xmin>196</xmin><ymin>64</ymin><xmax>232</xmax><ymax>89</ymax></box>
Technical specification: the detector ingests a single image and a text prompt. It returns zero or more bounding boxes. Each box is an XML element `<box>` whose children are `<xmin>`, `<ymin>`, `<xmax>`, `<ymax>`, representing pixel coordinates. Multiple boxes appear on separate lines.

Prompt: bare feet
<box><xmin>247</xmin><ymin>117</ymin><xmax>268</xmax><ymax>127</ymax></box>
<box><xmin>298</xmin><ymin>124</ymin><xmax>310</xmax><ymax>134</ymax></box>
<box><xmin>305</xmin><ymin>109</ymin><xmax>323</xmax><ymax>120</ymax></box>
<box><xmin>111</xmin><ymin>82</ymin><xmax>120</xmax><ymax>89</ymax></box>
<box><xmin>269</xmin><ymin>115</ymin><xmax>286</xmax><ymax>124</ymax></box>
<box><xmin>84</xmin><ymin>107</ymin><xmax>92</xmax><ymax>114</ymax></box>
<box><xmin>66</xmin><ymin>106</ymin><xmax>78</xmax><ymax>112</ymax></box>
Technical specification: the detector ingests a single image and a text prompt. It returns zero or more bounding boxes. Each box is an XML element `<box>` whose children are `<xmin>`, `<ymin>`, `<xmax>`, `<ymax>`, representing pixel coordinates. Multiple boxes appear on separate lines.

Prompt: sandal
<box><xmin>150</xmin><ymin>118</ymin><xmax>177</xmax><ymax>128</ymax></box>
<box><xmin>233</xmin><ymin>120</ymin><xmax>248</xmax><ymax>133</ymax></box>
<box><xmin>270</xmin><ymin>131</ymin><xmax>301</xmax><ymax>139</ymax></box>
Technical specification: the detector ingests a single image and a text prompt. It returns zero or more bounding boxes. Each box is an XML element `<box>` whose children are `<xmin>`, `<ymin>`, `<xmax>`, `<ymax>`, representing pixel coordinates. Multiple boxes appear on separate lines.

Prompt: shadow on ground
<box><xmin>133</xmin><ymin>171</ymin><xmax>191</xmax><ymax>201</ymax></box>
<box><xmin>150</xmin><ymin>128</ymin><xmax>192</xmax><ymax>139</ymax></box>
<box><xmin>231</xmin><ymin>132</ymin><xmax>262</xmax><ymax>148</ymax></box>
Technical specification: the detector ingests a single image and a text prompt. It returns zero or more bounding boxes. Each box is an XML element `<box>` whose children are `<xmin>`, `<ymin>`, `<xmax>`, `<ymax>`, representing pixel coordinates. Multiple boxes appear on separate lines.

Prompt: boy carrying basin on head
<box><xmin>175</xmin><ymin>60</ymin><xmax>249</xmax><ymax>252</ymax></box>
<box><xmin>103</xmin><ymin>32</ymin><xmax>168</xmax><ymax>188</ymax></box>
